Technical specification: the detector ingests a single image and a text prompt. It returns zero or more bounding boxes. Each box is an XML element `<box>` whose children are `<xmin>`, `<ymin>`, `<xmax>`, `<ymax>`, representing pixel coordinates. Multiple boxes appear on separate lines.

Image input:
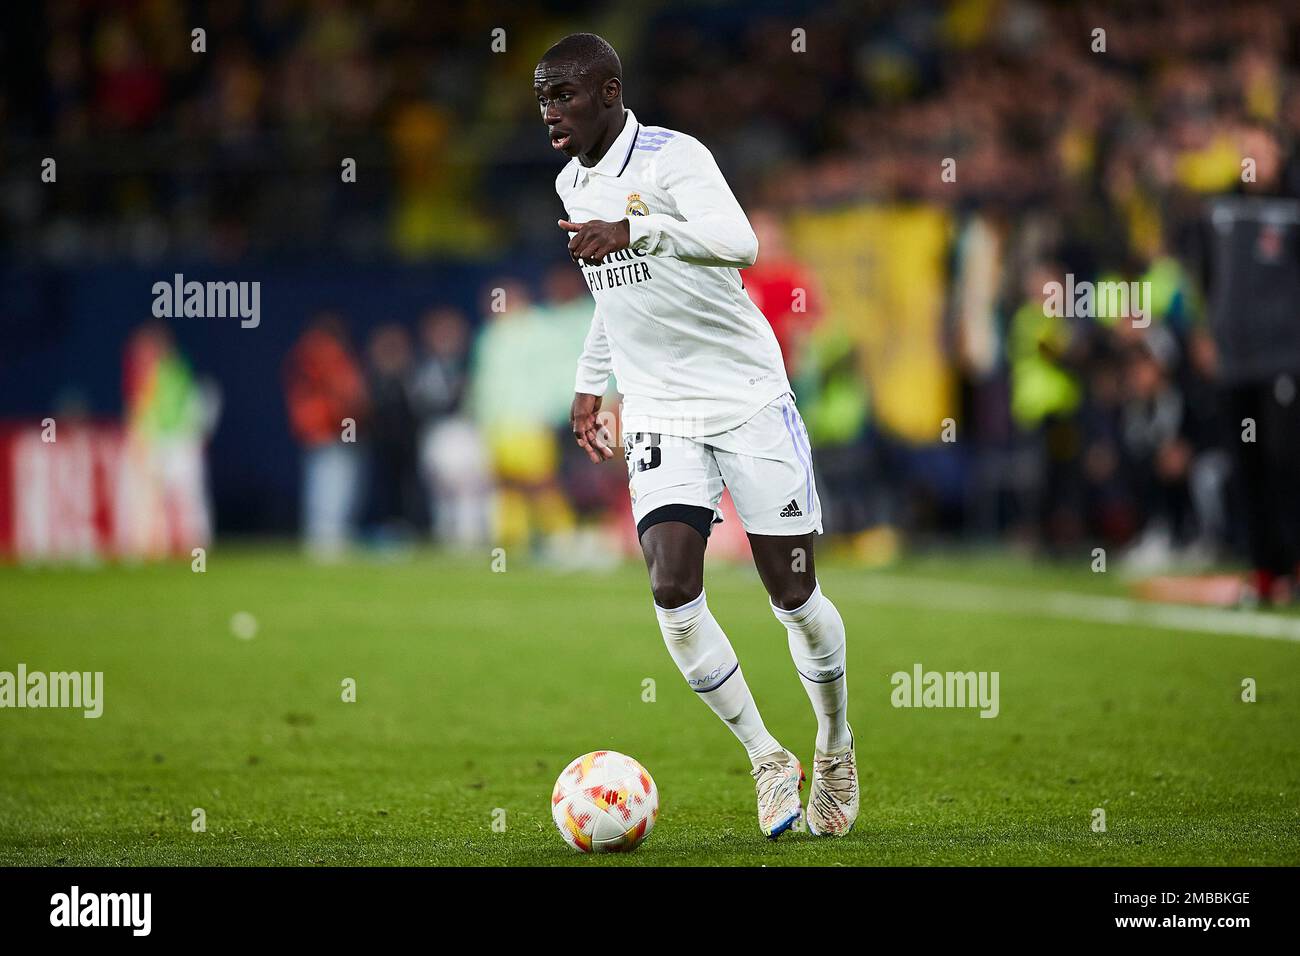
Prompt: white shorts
<box><xmin>623</xmin><ymin>393</ymin><xmax>822</xmax><ymax>537</ymax></box>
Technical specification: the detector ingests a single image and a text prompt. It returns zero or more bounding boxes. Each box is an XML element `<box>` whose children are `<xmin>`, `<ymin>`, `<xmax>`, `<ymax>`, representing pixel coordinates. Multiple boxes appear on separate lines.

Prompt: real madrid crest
<box><xmin>625</xmin><ymin>193</ymin><xmax>649</xmax><ymax>217</ymax></box>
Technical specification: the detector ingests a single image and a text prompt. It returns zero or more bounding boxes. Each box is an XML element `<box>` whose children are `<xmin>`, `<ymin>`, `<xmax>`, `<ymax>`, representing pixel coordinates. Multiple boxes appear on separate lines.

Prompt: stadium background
<box><xmin>2</xmin><ymin>0</ymin><xmax>1300</xmax><ymax>867</ymax></box>
<box><xmin>5</xmin><ymin>0</ymin><xmax>1298</xmax><ymax>570</ymax></box>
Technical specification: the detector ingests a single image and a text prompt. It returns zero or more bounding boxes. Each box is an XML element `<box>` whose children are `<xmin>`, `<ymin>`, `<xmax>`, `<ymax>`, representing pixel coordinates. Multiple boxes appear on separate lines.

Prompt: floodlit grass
<box><xmin>1</xmin><ymin>546</ymin><xmax>1297</xmax><ymax>865</ymax></box>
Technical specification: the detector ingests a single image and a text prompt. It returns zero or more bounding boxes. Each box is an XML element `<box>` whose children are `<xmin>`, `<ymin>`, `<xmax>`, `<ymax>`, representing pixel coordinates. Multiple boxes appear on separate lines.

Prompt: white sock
<box><xmin>773</xmin><ymin>582</ymin><xmax>850</xmax><ymax>753</ymax></box>
<box><xmin>655</xmin><ymin>591</ymin><xmax>782</xmax><ymax>764</ymax></box>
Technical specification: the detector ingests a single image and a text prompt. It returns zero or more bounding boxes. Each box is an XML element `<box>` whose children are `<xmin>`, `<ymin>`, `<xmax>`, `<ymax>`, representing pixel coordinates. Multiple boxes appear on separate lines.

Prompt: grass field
<box><xmin>1</xmin><ymin>546</ymin><xmax>1298</xmax><ymax>866</ymax></box>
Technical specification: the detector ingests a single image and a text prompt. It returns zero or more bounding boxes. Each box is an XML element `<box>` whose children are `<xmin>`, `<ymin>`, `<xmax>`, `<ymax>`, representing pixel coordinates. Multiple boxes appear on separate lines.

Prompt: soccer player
<box><xmin>534</xmin><ymin>33</ymin><xmax>857</xmax><ymax>838</ymax></box>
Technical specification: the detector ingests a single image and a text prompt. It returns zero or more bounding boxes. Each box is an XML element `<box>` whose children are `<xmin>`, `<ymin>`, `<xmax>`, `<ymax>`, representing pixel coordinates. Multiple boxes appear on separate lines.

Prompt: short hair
<box><xmin>538</xmin><ymin>33</ymin><xmax>622</xmax><ymax>87</ymax></box>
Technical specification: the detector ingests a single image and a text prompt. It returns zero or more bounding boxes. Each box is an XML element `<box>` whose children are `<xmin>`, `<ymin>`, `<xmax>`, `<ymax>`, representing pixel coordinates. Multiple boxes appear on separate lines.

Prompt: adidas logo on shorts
<box><xmin>779</xmin><ymin>499</ymin><xmax>803</xmax><ymax>518</ymax></box>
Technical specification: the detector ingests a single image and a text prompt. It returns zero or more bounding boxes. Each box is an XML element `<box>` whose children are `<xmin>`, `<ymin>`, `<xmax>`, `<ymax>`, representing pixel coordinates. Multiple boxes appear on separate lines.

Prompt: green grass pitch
<box><xmin>1</xmin><ymin>547</ymin><xmax>1297</xmax><ymax>866</ymax></box>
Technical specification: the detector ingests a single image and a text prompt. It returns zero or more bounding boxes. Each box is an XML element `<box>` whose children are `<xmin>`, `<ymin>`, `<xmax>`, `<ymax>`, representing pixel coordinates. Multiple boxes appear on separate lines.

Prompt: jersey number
<box><xmin>624</xmin><ymin>432</ymin><xmax>662</xmax><ymax>476</ymax></box>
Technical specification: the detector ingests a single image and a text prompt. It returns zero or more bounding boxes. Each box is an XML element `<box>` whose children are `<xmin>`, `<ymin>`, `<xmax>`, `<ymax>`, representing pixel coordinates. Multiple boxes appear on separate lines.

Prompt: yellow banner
<box><xmin>788</xmin><ymin>204</ymin><xmax>954</xmax><ymax>443</ymax></box>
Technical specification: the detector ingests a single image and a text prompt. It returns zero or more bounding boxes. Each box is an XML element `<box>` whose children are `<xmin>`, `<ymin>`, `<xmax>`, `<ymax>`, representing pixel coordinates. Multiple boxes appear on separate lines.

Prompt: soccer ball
<box><xmin>551</xmin><ymin>750</ymin><xmax>659</xmax><ymax>853</ymax></box>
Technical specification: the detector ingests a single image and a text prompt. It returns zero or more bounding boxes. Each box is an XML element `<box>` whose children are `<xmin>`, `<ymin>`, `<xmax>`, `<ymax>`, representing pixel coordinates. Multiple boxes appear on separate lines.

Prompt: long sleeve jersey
<box><xmin>556</xmin><ymin>109</ymin><xmax>790</xmax><ymax>437</ymax></box>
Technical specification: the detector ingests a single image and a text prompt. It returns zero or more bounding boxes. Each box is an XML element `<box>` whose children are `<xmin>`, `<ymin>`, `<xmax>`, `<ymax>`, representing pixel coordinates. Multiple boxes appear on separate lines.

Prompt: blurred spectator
<box><xmin>411</xmin><ymin>306</ymin><xmax>490</xmax><ymax>546</ymax></box>
<box><xmin>468</xmin><ymin>276</ymin><xmax>575</xmax><ymax>553</ymax></box>
<box><xmin>1180</xmin><ymin>328</ymin><xmax>1232</xmax><ymax>560</ymax></box>
<box><xmin>121</xmin><ymin>321</ymin><xmax>214</xmax><ymax>557</ymax></box>
<box><xmin>1199</xmin><ymin>122</ymin><xmax>1300</xmax><ymax>602</ymax></box>
<box><xmin>535</xmin><ymin>263</ymin><xmax>599</xmax><ymax>429</ymax></box>
<box><xmin>365</xmin><ymin>322</ymin><xmax>425</xmax><ymax>542</ymax></box>
<box><xmin>1077</xmin><ymin>341</ymin><xmax>1135</xmax><ymax>546</ymax></box>
<box><xmin>794</xmin><ymin>328</ymin><xmax>878</xmax><ymax>537</ymax></box>
<box><xmin>743</xmin><ymin>209</ymin><xmax>822</xmax><ymax>374</ymax></box>
<box><xmin>1118</xmin><ymin>332</ymin><xmax>1196</xmax><ymax>571</ymax></box>
<box><xmin>283</xmin><ymin>314</ymin><xmax>368</xmax><ymax>560</ymax></box>
<box><xmin>539</xmin><ymin>263</ymin><xmax>628</xmax><ymax>551</ymax></box>
<box><xmin>1008</xmin><ymin>263</ymin><xmax>1086</xmax><ymax>551</ymax></box>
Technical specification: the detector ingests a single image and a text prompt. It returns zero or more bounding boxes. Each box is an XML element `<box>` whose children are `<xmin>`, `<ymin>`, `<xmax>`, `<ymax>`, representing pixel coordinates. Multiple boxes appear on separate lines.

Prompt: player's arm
<box><xmin>627</xmin><ymin>136</ymin><xmax>758</xmax><ymax>268</ymax></box>
<box><xmin>571</xmin><ymin>307</ymin><xmax>615</xmax><ymax>463</ymax></box>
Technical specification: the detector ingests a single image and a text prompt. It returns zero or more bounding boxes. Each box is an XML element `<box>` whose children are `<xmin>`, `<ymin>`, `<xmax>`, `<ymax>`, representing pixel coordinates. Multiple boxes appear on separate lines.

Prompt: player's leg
<box><xmin>749</xmin><ymin>531</ymin><xmax>851</xmax><ymax>753</ymax></box>
<box><xmin>717</xmin><ymin>394</ymin><xmax>858</xmax><ymax>836</ymax></box>
<box><xmin>642</xmin><ymin>515</ymin><xmax>776</xmax><ymax>761</ymax></box>
<box><xmin>640</xmin><ymin>515</ymin><xmax>802</xmax><ymax>837</ymax></box>
<box><xmin>628</xmin><ymin>426</ymin><xmax>803</xmax><ymax>837</ymax></box>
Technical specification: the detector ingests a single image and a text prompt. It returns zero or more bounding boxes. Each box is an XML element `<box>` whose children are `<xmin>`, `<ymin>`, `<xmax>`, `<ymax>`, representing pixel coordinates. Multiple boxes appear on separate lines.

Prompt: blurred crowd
<box><xmin>278</xmin><ymin>263</ymin><xmax>625</xmax><ymax>562</ymax></box>
<box><xmin>4</xmin><ymin>2</ymin><xmax>1298</xmax><ymax>258</ymax></box>
<box><xmin>7</xmin><ymin>0</ymin><xmax>1300</xmax><ymax>590</ymax></box>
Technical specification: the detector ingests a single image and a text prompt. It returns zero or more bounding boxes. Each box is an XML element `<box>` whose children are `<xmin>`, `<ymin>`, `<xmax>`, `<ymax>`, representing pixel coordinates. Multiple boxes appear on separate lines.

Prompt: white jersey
<box><xmin>557</xmin><ymin>108</ymin><xmax>791</xmax><ymax>437</ymax></box>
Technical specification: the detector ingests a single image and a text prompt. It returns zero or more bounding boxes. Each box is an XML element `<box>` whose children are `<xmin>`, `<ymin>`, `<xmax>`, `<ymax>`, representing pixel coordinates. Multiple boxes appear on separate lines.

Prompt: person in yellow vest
<box><xmin>121</xmin><ymin>322</ymin><xmax>215</xmax><ymax>558</ymax></box>
<box><xmin>1009</xmin><ymin>263</ymin><xmax>1085</xmax><ymax>551</ymax></box>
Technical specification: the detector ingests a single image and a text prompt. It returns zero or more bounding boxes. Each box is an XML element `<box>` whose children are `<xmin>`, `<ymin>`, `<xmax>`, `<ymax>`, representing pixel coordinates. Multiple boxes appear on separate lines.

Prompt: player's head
<box><xmin>534</xmin><ymin>33</ymin><xmax>623</xmax><ymax>159</ymax></box>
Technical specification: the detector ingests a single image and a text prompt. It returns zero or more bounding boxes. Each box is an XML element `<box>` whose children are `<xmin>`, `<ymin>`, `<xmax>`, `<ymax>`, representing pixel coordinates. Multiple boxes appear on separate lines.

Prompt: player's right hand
<box><xmin>571</xmin><ymin>392</ymin><xmax>615</xmax><ymax>464</ymax></box>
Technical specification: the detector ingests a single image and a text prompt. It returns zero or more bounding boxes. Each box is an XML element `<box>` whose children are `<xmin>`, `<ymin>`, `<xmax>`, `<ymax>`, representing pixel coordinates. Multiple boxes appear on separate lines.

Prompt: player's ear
<box><xmin>602</xmin><ymin>77</ymin><xmax>622</xmax><ymax>108</ymax></box>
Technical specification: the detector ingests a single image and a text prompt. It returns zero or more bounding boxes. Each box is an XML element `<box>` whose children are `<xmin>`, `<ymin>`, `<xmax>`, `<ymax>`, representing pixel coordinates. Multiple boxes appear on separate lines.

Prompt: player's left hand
<box><xmin>559</xmin><ymin>219</ymin><xmax>630</xmax><ymax>266</ymax></box>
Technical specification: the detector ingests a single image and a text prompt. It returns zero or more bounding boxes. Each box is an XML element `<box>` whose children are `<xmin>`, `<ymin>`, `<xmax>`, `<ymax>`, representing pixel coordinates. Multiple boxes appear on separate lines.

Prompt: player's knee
<box><xmin>770</xmin><ymin>578</ymin><xmax>815</xmax><ymax>612</ymax></box>
<box><xmin>650</xmin><ymin>572</ymin><xmax>702</xmax><ymax>610</ymax></box>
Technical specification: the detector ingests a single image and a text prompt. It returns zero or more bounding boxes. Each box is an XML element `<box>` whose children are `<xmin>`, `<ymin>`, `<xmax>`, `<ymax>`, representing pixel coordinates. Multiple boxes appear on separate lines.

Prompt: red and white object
<box><xmin>0</xmin><ymin>420</ymin><xmax>210</xmax><ymax>562</ymax></box>
<box><xmin>551</xmin><ymin>750</ymin><xmax>659</xmax><ymax>854</ymax></box>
